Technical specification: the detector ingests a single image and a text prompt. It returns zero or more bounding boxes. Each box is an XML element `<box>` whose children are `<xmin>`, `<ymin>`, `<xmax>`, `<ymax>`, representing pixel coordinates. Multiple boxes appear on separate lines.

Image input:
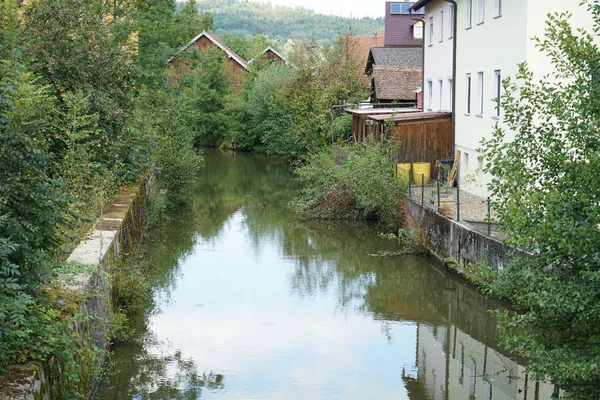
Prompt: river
<box><xmin>95</xmin><ymin>150</ymin><xmax>557</xmax><ymax>400</ymax></box>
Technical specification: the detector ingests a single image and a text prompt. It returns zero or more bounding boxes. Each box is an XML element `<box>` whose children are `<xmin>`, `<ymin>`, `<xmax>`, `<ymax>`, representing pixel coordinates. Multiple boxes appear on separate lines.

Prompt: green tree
<box><xmin>242</xmin><ymin>64</ymin><xmax>297</xmax><ymax>156</ymax></box>
<box><xmin>295</xmin><ymin>138</ymin><xmax>405</xmax><ymax>224</ymax></box>
<box><xmin>137</xmin><ymin>0</ymin><xmax>213</xmax><ymax>86</ymax></box>
<box><xmin>284</xmin><ymin>37</ymin><xmax>369</xmax><ymax>153</ymax></box>
<box><xmin>24</xmin><ymin>0</ymin><xmax>135</xmax><ymax>181</ymax></box>
<box><xmin>477</xmin><ymin>3</ymin><xmax>600</xmax><ymax>398</ymax></box>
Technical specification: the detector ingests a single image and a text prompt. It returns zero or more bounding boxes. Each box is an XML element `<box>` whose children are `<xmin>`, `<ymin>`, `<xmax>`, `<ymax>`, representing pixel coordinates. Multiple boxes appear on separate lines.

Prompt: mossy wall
<box><xmin>404</xmin><ymin>196</ymin><xmax>527</xmax><ymax>273</ymax></box>
<box><xmin>0</xmin><ymin>178</ymin><xmax>151</xmax><ymax>400</ymax></box>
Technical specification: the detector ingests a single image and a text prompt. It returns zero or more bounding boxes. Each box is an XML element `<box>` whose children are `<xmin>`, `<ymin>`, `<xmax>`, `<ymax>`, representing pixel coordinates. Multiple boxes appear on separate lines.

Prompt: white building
<box><xmin>412</xmin><ymin>0</ymin><xmax>596</xmax><ymax>197</ymax></box>
<box><xmin>419</xmin><ymin>0</ymin><xmax>455</xmax><ymax>114</ymax></box>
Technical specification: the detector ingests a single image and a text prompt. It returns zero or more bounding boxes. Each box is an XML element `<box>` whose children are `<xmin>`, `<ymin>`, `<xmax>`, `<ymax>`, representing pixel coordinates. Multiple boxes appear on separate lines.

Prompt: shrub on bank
<box><xmin>294</xmin><ymin>138</ymin><xmax>406</xmax><ymax>226</ymax></box>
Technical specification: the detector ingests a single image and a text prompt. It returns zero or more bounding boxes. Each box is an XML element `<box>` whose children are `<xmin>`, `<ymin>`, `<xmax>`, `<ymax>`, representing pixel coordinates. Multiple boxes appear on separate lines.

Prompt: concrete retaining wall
<box><xmin>405</xmin><ymin>197</ymin><xmax>526</xmax><ymax>272</ymax></box>
<box><xmin>0</xmin><ymin>179</ymin><xmax>150</xmax><ymax>400</ymax></box>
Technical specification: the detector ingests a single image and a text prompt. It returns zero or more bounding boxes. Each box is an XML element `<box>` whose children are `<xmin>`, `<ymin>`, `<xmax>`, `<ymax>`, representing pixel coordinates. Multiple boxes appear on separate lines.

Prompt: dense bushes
<box><xmin>294</xmin><ymin>139</ymin><xmax>406</xmax><ymax>226</ymax></box>
<box><xmin>0</xmin><ymin>0</ymin><xmax>211</xmax><ymax>376</ymax></box>
<box><xmin>230</xmin><ymin>37</ymin><xmax>369</xmax><ymax>160</ymax></box>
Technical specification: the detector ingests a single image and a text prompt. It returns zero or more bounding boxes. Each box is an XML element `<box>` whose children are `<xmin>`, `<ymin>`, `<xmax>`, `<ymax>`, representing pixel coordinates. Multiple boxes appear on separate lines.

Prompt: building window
<box><xmin>494</xmin><ymin>70</ymin><xmax>501</xmax><ymax>117</ymax></box>
<box><xmin>429</xmin><ymin>15</ymin><xmax>434</xmax><ymax>46</ymax></box>
<box><xmin>466</xmin><ymin>73</ymin><xmax>472</xmax><ymax>114</ymax></box>
<box><xmin>477</xmin><ymin>0</ymin><xmax>485</xmax><ymax>24</ymax></box>
<box><xmin>413</xmin><ymin>20</ymin><xmax>424</xmax><ymax>39</ymax></box>
<box><xmin>449</xmin><ymin>4</ymin><xmax>455</xmax><ymax>38</ymax></box>
<box><xmin>428</xmin><ymin>80</ymin><xmax>433</xmax><ymax>110</ymax></box>
<box><xmin>466</xmin><ymin>0</ymin><xmax>473</xmax><ymax>28</ymax></box>
<box><xmin>448</xmin><ymin>77</ymin><xmax>453</xmax><ymax>111</ymax></box>
<box><xmin>477</xmin><ymin>71</ymin><xmax>484</xmax><ymax>115</ymax></box>
<box><xmin>439</xmin><ymin>9</ymin><xmax>444</xmax><ymax>42</ymax></box>
<box><xmin>494</xmin><ymin>0</ymin><xmax>502</xmax><ymax>17</ymax></box>
<box><xmin>391</xmin><ymin>3</ymin><xmax>424</xmax><ymax>14</ymax></box>
<box><xmin>439</xmin><ymin>79</ymin><xmax>444</xmax><ymax>110</ymax></box>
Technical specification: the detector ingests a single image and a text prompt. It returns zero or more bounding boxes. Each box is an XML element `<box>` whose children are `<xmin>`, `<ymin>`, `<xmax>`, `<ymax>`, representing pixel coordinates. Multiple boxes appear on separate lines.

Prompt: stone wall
<box><xmin>0</xmin><ymin>178</ymin><xmax>150</xmax><ymax>400</ymax></box>
<box><xmin>405</xmin><ymin>197</ymin><xmax>526</xmax><ymax>273</ymax></box>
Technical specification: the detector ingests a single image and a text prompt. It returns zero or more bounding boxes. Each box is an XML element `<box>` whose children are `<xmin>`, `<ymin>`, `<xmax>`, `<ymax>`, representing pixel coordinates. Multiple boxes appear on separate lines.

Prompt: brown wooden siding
<box><xmin>353</xmin><ymin>115</ymin><xmax>452</xmax><ymax>179</ymax></box>
<box><xmin>391</xmin><ymin>117</ymin><xmax>452</xmax><ymax>179</ymax></box>
<box><xmin>169</xmin><ymin>37</ymin><xmax>246</xmax><ymax>91</ymax></box>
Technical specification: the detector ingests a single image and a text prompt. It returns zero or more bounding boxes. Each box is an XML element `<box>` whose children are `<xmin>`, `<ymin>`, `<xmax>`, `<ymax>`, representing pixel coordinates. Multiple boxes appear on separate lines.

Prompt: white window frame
<box><xmin>477</xmin><ymin>0</ymin><xmax>485</xmax><ymax>24</ymax></box>
<box><xmin>493</xmin><ymin>69</ymin><xmax>501</xmax><ymax>118</ymax></box>
<box><xmin>448</xmin><ymin>77</ymin><xmax>453</xmax><ymax>111</ymax></box>
<box><xmin>427</xmin><ymin>80</ymin><xmax>433</xmax><ymax>111</ymax></box>
<box><xmin>494</xmin><ymin>0</ymin><xmax>502</xmax><ymax>18</ymax></box>
<box><xmin>476</xmin><ymin>71</ymin><xmax>484</xmax><ymax>116</ymax></box>
<box><xmin>449</xmin><ymin>4</ymin><xmax>455</xmax><ymax>38</ymax></box>
<box><xmin>465</xmin><ymin>73</ymin><xmax>472</xmax><ymax>115</ymax></box>
<box><xmin>439</xmin><ymin>8</ymin><xmax>444</xmax><ymax>42</ymax></box>
<box><xmin>466</xmin><ymin>0</ymin><xmax>473</xmax><ymax>29</ymax></box>
<box><xmin>439</xmin><ymin>79</ymin><xmax>444</xmax><ymax>111</ymax></box>
<box><xmin>413</xmin><ymin>20</ymin><xmax>424</xmax><ymax>39</ymax></box>
<box><xmin>429</xmin><ymin>14</ymin><xmax>434</xmax><ymax>46</ymax></box>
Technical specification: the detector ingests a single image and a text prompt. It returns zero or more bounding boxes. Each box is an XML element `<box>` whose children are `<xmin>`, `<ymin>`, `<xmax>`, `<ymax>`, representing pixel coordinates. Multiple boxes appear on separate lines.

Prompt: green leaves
<box><xmin>479</xmin><ymin>2</ymin><xmax>600</xmax><ymax>397</ymax></box>
<box><xmin>295</xmin><ymin>138</ymin><xmax>405</xmax><ymax>225</ymax></box>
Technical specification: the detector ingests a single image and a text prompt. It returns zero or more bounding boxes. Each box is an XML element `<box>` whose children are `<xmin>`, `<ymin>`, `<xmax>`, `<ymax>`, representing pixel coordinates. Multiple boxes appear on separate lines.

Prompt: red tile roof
<box><xmin>373</xmin><ymin>66</ymin><xmax>422</xmax><ymax>101</ymax></box>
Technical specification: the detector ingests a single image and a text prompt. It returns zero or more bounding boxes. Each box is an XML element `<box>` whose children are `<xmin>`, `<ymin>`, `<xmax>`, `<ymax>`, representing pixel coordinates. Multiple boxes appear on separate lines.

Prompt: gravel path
<box><xmin>407</xmin><ymin>180</ymin><xmax>502</xmax><ymax>238</ymax></box>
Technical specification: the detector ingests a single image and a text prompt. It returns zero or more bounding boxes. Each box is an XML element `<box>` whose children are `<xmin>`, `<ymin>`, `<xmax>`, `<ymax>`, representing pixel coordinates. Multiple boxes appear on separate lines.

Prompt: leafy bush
<box><xmin>476</xmin><ymin>3</ymin><xmax>600</xmax><ymax>397</ymax></box>
<box><xmin>295</xmin><ymin>138</ymin><xmax>406</xmax><ymax>225</ymax></box>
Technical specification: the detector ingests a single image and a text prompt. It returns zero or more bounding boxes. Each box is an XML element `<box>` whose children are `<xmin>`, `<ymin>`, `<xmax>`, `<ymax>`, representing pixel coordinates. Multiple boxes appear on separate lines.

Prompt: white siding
<box><xmin>454</xmin><ymin>0</ymin><xmax>527</xmax><ymax>197</ymax></box>
<box><xmin>423</xmin><ymin>0</ymin><xmax>454</xmax><ymax>114</ymax></box>
<box><xmin>454</xmin><ymin>0</ymin><xmax>597</xmax><ymax>197</ymax></box>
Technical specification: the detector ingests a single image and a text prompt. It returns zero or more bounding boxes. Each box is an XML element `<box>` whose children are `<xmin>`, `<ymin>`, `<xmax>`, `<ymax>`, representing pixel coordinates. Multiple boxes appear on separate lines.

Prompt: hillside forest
<box><xmin>188</xmin><ymin>0</ymin><xmax>385</xmax><ymax>47</ymax></box>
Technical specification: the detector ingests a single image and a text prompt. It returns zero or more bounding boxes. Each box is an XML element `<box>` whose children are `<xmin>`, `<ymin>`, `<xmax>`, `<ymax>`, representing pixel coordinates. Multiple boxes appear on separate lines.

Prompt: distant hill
<box><xmin>185</xmin><ymin>0</ymin><xmax>384</xmax><ymax>44</ymax></box>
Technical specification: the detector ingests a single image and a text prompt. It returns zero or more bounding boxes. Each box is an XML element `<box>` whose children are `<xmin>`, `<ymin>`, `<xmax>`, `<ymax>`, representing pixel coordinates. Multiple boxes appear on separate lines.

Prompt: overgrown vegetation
<box><xmin>0</xmin><ymin>0</ymin><xmax>212</xmax><ymax>386</ymax></box>
<box><xmin>473</xmin><ymin>2</ymin><xmax>600</xmax><ymax>398</ymax></box>
<box><xmin>0</xmin><ymin>0</ymin><xmax>372</xmax><ymax>391</ymax></box>
<box><xmin>294</xmin><ymin>138</ymin><xmax>407</xmax><ymax>227</ymax></box>
<box><xmin>229</xmin><ymin>36</ymin><xmax>370</xmax><ymax>159</ymax></box>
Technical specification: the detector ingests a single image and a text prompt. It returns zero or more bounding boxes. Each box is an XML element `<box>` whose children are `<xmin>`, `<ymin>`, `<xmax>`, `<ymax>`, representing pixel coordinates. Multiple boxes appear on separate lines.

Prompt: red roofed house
<box><xmin>169</xmin><ymin>31</ymin><xmax>248</xmax><ymax>91</ymax></box>
<box><xmin>365</xmin><ymin>2</ymin><xmax>424</xmax><ymax>105</ymax></box>
<box><xmin>249</xmin><ymin>46</ymin><xmax>289</xmax><ymax>66</ymax></box>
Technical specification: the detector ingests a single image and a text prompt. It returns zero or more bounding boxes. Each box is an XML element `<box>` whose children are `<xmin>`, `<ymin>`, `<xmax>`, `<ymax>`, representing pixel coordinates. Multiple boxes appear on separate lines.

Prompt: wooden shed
<box><xmin>368</xmin><ymin>112</ymin><xmax>452</xmax><ymax>179</ymax></box>
<box><xmin>346</xmin><ymin>107</ymin><xmax>421</xmax><ymax>143</ymax></box>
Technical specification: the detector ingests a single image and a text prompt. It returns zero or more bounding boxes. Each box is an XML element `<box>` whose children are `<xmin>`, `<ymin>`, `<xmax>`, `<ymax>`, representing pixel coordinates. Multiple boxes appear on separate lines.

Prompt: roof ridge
<box><xmin>177</xmin><ymin>31</ymin><xmax>249</xmax><ymax>70</ymax></box>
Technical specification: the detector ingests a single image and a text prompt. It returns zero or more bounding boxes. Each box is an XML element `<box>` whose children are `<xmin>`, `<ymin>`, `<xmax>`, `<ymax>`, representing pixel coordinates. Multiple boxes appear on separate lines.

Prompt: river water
<box><xmin>96</xmin><ymin>150</ymin><xmax>557</xmax><ymax>400</ymax></box>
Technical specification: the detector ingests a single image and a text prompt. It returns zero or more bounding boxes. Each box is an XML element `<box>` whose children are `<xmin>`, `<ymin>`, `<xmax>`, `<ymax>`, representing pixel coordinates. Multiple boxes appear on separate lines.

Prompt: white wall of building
<box><xmin>423</xmin><ymin>0</ymin><xmax>455</xmax><ymax>113</ymax></box>
<box><xmin>454</xmin><ymin>0</ymin><xmax>527</xmax><ymax>197</ymax></box>
<box><xmin>454</xmin><ymin>0</ymin><xmax>597</xmax><ymax>197</ymax></box>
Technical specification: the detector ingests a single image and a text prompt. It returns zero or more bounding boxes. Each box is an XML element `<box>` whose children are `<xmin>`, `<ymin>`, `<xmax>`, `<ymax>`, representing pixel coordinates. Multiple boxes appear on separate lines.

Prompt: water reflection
<box><xmin>97</xmin><ymin>150</ymin><xmax>558</xmax><ymax>399</ymax></box>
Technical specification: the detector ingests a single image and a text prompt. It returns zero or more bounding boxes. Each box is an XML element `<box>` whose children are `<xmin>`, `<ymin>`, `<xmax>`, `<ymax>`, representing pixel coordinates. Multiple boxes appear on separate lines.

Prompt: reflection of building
<box><xmin>415</xmin><ymin>323</ymin><xmax>560</xmax><ymax>400</ymax></box>
<box><xmin>361</xmin><ymin>259</ymin><xmax>562</xmax><ymax>399</ymax></box>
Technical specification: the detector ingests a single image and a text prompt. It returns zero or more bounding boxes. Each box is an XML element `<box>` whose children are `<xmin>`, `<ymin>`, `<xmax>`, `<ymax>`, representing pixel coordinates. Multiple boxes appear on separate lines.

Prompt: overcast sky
<box><xmin>253</xmin><ymin>0</ymin><xmax>387</xmax><ymax>19</ymax></box>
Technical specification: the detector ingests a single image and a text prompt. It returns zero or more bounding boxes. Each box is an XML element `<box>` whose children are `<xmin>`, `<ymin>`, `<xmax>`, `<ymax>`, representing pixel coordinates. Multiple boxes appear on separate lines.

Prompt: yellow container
<box><xmin>395</xmin><ymin>163</ymin><xmax>411</xmax><ymax>182</ymax></box>
<box><xmin>412</xmin><ymin>162</ymin><xmax>431</xmax><ymax>185</ymax></box>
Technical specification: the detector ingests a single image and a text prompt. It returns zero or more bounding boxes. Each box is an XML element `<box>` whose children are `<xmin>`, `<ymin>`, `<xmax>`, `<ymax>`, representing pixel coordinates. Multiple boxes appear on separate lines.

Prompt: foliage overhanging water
<box><xmin>96</xmin><ymin>150</ymin><xmax>558</xmax><ymax>400</ymax></box>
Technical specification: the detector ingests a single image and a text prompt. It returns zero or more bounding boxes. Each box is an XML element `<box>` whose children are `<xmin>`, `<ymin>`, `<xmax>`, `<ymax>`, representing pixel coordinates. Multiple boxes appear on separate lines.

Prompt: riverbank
<box><xmin>94</xmin><ymin>149</ymin><xmax>559</xmax><ymax>399</ymax></box>
<box><xmin>0</xmin><ymin>178</ymin><xmax>151</xmax><ymax>400</ymax></box>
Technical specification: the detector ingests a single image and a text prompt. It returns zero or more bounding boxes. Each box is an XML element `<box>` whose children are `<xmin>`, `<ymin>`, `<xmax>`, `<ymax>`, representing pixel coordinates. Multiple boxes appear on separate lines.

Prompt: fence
<box><xmin>396</xmin><ymin>165</ymin><xmax>501</xmax><ymax>239</ymax></box>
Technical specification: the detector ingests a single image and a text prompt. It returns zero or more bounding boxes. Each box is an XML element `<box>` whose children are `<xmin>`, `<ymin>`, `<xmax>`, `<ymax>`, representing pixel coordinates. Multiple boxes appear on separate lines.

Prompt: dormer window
<box><xmin>391</xmin><ymin>3</ymin><xmax>424</xmax><ymax>15</ymax></box>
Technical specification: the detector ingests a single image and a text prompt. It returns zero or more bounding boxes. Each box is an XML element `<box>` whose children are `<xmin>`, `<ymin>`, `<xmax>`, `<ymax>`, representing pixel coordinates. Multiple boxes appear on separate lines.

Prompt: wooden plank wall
<box><xmin>392</xmin><ymin>116</ymin><xmax>452</xmax><ymax>179</ymax></box>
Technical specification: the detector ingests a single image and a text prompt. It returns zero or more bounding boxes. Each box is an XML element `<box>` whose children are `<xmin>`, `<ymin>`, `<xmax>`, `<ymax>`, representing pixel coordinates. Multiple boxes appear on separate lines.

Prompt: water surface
<box><xmin>97</xmin><ymin>150</ymin><xmax>557</xmax><ymax>399</ymax></box>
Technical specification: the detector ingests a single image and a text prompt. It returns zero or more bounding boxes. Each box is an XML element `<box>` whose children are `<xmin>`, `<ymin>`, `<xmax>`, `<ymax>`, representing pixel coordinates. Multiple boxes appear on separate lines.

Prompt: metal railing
<box><xmin>397</xmin><ymin>166</ymin><xmax>496</xmax><ymax>237</ymax></box>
